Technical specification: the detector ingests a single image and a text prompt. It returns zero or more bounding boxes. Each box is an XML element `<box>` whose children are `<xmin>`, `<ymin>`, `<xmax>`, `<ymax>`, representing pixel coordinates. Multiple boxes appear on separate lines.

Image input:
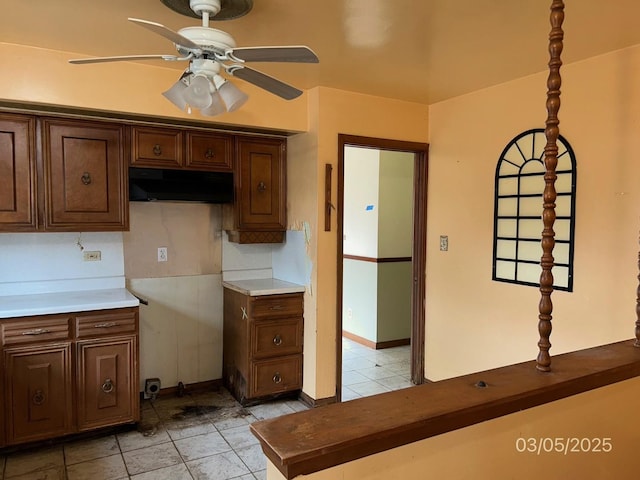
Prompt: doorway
<box><xmin>336</xmin><ymin>134</ymin><xmax>428</xmax><ymax>401</ymax></box>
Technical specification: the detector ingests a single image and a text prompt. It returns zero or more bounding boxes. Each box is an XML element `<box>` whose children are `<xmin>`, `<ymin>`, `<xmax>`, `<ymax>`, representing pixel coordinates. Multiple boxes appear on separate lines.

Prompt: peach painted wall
<box><xmin>426</xmin><ymin>44</ymin><xmax>640</xmax><ymax>380</ymax></box>
<box><xmin>266</xmin><ymin>376</ymin><xmax>640</xmax><ymax>479</ymax></box>
<box><xmin>286</xmin><ymin>87</ymin><xmax>429</xmax><ymax>399</ymax></box>
<box><xmin>0</xmin><ymin>43</ymin><xmax>307</xmax><ymax>132</ymax></box>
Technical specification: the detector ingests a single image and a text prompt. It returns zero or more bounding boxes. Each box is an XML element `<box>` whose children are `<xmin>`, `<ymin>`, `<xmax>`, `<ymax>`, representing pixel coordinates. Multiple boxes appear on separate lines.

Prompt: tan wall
<box><xmin>302</xmin><ymin>87</ymin><xmax>429</xmax><ymax>399</ymax></box>
<box><xmin>426</xmin><ymin>44</ymin><xmax>640</xmax><ymax>381</ymax></box>
<box><xmin>266</xmin><ymin>376</ymin><xmax>640</xmax><ymax>479</ymax></box>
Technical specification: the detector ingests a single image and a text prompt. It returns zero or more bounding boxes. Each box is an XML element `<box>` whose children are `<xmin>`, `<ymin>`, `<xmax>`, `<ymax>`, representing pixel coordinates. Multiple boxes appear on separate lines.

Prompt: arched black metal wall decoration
<box><xmin>492</xmin><ymin>128</ymin><xmax>576</xmax><ymax>291</ymax></box>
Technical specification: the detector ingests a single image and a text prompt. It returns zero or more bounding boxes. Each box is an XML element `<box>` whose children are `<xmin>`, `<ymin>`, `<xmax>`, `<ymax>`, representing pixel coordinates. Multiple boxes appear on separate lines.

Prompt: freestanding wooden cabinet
<box><xmin>223</xmin><ymin>288</ymin><xmax>303</xmax><ymax>405</ymax></box>
<box><xmin>0</xmin><ymin>307</ymin><xmax>139</xmax><ymax>447</ymax></box>
<box><xmin>224</xmin><ymin>137</ymin><xmax>287</xmax><ymax>243</ymax></box>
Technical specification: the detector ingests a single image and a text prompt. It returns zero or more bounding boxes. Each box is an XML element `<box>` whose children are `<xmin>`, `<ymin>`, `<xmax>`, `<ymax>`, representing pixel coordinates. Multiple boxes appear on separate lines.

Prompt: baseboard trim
<box><xmin>140</xmin><ymin>379</ymin><xmax>223</xmax><ymax>400</ymax></box>
<box><xmin>343</xmin><ymin>331</ymin><xmax>410</xmax><ymax>350</ymax></box>
<box><xmin>299</xmin><ymin>390</ymin><xmax>337</xmax><ymax>408</ymax></box>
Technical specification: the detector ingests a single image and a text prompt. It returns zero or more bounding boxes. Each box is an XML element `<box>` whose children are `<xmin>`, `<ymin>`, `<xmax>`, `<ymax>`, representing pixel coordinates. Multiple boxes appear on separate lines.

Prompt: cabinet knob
<box><xmin>205</xmin><ymin>148</ymin><xmax>214</xmax><ymax>159</ymax></box>
<box><xmin>32</xmin><ymin>389</ymin><xmax>45</xmax><ymax>406</ymax></box>
<box><xmin>102</xmin><ymin>378</ymin><xmax>115</xmax><ymax>394</ymax></box>
<box><xmin>153</xmin><ymin>144</ymin><xmax>162</xmax><ymax>156</ymax></box>
<box><xmin>272</xmin><ymin>372</ymin><xmax>282</xmax><ymax>384</ymax></box>
<box><xmin>81</xmin><ymin>172</ymin><xmax>92</xmax><ymax>185</ymax></box>
<box><xmin>273</xmin><ymin>334</ymin><xmax>283</xmax><ymax>346</ymax></box>
<box><xmin>257</xmin><ymin>181</ymin><xmax>267</xmax><ymax>193</ymax></box>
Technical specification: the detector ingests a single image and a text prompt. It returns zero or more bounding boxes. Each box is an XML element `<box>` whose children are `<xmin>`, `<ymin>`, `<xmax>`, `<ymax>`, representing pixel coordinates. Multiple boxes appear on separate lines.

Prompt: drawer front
<box><xmin>132</xmin><ymin>126</ymin><xmax>183</xmax><ymax>168</ymax></box>
<box><xmin>251</xmin><ymin>294</ymin><xmax>303</xmax><ymax>319</ymax></box>
<box><xmin>251</xmin><ymin>318</ymin><xmax>302</xmax><ymax>359</ymax></box>
<box><xmin>2</xmin><ymin>316</ymin><xmax>71</xmax><ymax>346</ymax></box>
<box><xmin>251</xmin><ymin>355</ymin><xmax>302</xmax><ymax>398</ymax></box>
<box><xmin>186</xmin><ymin>132</ymin><xmax>233</xmax><ymax>171</ymax></box>
<box><xmin>76</xmin><ymin>310</ymin><xmax>137</xmax><ymax>338</ymax></box>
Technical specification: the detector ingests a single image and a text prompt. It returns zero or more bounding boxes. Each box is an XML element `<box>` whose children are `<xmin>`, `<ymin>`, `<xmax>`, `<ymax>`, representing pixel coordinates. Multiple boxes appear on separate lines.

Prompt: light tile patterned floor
<box><xmin>341</xmin><ymin>337</ymin><xmax>413</xmax><ymax>401</ymax></box>
<box><xmin>0</xmin><ymin>340</ymin><xmax>411</xmax><ymax>479</ymax></box>
<box><xmin>0</xmin><ymin>388</ymin><xmax>307</xmax><ymax>480</ymax></box>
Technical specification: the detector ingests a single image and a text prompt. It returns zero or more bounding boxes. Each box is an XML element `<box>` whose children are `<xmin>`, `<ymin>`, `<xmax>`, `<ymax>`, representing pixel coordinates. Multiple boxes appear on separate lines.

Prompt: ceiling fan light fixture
<box><xmin>218</xmin><ymin>80</ymin><xmax>248</xmax><ymax>112</ymax></box>
<box><xmin>183</xmin><ymin>74</ymin><xmax>213</xmax><ymax>109</ymax></box>
<box><xmin>201</xmin><ymin>91</ymin><xmax>227</xmax><ymax>116</ymax></box>
<box><xmin>162</xmin><ymin>78</ymin><xmax>189</xmax><ymax>110</ymax></box>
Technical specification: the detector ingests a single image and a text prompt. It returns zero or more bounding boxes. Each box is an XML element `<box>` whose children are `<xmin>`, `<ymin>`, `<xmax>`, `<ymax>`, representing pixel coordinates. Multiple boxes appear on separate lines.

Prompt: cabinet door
<box><xmin>76</xmin><ymin>336</ymin><xmax>138</xmax><ymax>431</ymax></box>
<box><xmin>131</xmin><ymin>126</ymin><xmax>183</xmax><ymax>168</ymax></box>
<box><xmin>186</xmin><ymin>132</ymin><xmax>233</xmax><ymax>171</ymax></box>
<box><xmin>42</xmin><ymin>118</ymin><xmax>128</xmax><ymax>231</ymax></box>
<box><xmin>236</xmin><ymin>137</ymin><xmax>286</xmax><ymax>233</ymax></box>
<box><xmin>4</xmin><ymin>343</ymin><xmax>73</xmax><ymax>445</ymax></box>
<box><xmin>0</xmin><ymin>114</ymin><xmax>37</xmax><ymax>231</ymax></box>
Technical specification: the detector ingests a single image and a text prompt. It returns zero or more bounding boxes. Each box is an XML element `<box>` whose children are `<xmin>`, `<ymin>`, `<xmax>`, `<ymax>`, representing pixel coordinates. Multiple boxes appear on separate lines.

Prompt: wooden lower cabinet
<box><xmin>76</xmin><ymin>336</ymin><xmax>137</xmax><ymax>431</ymax></box>
<box><xmin>4</xmin><ymin>343</ymin><xmax>73</xmax><ymax>445</ymax></box>
<box><xmin>223</xmin><ymin>288</ymin><xmax>303</xmax><ymax>405</ymax></box>
<box><xmin>0</xmin><ymin>307</ymin><xmax>139</xmax><ymax>447</ymax></box>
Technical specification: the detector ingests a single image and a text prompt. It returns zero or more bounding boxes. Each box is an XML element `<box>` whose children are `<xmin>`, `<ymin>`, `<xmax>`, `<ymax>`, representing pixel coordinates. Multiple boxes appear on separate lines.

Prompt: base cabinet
<box><xmin>77</xmin><ymin>336</ymin><xmax>137</xmax><ymax>431</ymax></box>
<box><xmin>4</xmin><ymin>343</ymin><xmax>73</xmax><ymax>445</ymax></box>
<box><xmin>223</xmin><ymin>288</ymin><xmax>303</xmax><ymax>405</ymax></box>
<box><xmin>0</xmin><ymin>307</ymin><xmax>139</xmax><ymax>447</ymax></box>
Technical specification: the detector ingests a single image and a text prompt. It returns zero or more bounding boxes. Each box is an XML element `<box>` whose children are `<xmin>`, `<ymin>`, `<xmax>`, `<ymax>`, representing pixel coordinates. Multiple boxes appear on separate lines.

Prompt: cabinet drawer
<box><xmin>76</xmin><ymin>310</ymin><xmax>137</xmax><ymax>338</ymax></box>
<box><xmin>2</xmin><ymin>316</ymin><xmax>71</xmax><ymax>346</ymax></box>
<box><xmin>251</xmin><ymin>318</ymin><xmax>302</xmax><ymax>359</ymax></box>
<box><xmin>251</xmin><ymin>355</ymin><xmax>302</xmax><ymax>398</ymax></box>
<box><xmin>186</xmin><ymin>132</ymin><xmax>233</xmax><ymax>171</ymax></box>
<box><xmin>251</xmin><ymin>294</ymin><xmax>303</xmax><ymax>319</ymax></box>
<box><xmin>132</xmin><ymin>126</ymin><xmax>183</xmax><ymax>168</ymax></box>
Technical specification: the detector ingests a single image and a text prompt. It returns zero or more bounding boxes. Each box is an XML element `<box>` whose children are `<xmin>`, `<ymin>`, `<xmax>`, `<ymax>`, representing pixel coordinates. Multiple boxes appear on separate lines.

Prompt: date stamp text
<box><xmin>515</xmin><ymin>437</ymin><xmax>612</xmax><ymax>455</ymax></box>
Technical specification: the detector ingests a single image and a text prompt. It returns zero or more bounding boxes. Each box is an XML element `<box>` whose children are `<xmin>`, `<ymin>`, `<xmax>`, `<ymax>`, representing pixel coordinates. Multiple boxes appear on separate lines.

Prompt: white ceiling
<box><xmin>2</xmin><ymin>0</ymin><xmax>640</xmax><ymax>104</ymax></box>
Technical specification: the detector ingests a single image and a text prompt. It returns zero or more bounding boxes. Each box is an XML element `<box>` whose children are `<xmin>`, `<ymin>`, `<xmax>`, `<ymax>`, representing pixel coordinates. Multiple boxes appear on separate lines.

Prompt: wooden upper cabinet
<box><xmin>131</xmin><ymin>126</ymin><xmax>183</xmax><ymax>168</ymax></box>
<box><xmin>186</xmin><ymin>131</ymin><xmax>233</xmax><ymax>171</ymax></box>
<box><xmin>42</xmin><ymin>118</ymin><xmax>129</xmax><ymax>231</ymax></box>
<box><xmin>131</xmin><ymin>125</ymin><xmax>233</xmax><ymax>172</ymax></box>
<box><xmin>0</xmin><ymin>114</ymin><xmax>37</xmax><ymax>231</ymax></box>
<box><xmin>225</xmin><ymin>137</ymin><xmax>287</xmax><ymax>243</ymax></box>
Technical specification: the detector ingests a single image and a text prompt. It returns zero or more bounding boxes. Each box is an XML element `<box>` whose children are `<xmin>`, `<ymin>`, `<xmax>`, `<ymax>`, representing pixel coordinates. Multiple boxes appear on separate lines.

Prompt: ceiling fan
<box><xmin>69</xmin><ymin>0</ymin><xmax>319</xmax><ymax>116</ymax></box>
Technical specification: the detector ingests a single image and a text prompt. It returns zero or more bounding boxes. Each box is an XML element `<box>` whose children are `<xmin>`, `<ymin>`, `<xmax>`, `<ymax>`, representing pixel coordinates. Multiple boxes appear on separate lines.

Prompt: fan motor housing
<box><xmin>178</xmin><ymin>26</ymin><xmax>236</xmax><ymax>52</ymax></box>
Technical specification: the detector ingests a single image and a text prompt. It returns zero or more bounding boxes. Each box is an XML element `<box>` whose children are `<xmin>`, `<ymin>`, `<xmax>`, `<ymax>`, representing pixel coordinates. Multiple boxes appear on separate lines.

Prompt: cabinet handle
<box><xmin>32</xmin><ymin>389</ymin><xmax>46</xmax><ymax>405</ymax></box>
<box><xmin>153</xmin><ymin>144</ymin><xmax>162</xmax><ymax>156</ymax></box>
<box><xmin>257</xmin><ymin>181</ymin><xmax>267</xmax><ymax>193</ymax></box>
<box><xmin>273</xmin><ymin>334</ymin><xmax>283</xmax><ymax>346</ymax></box>
<box><xmin>102</xmin><ymin>378</ymin><xmax>115</xmax><ymax>394</ymax></box>
<box><xmin>22</xmin><ymin>328</ymin><xmax>51</xmax><ymax>336</ymax></box>
<box><xmin>81</xmin><ymin>172</ymin><xmax>92</xmax><ymax>185</ymax></box>
<box><xmin>205</xmin><ymin>148</ymin><xmax>214</xmax><ymax>159</ymax></box>
<box><xmin>272</xmin><ymin>372</ymin><xmax>282</xmax><ymax>384</ymax></box>
<box><xmin>269</xmin><ymin>305</ymin><xmax>284</xmax><ymax>311</ymax></box>
<box><xmin>94</xmin><ymin>322</ymin><xmax>117</xmax><ymax>329</ymax></box>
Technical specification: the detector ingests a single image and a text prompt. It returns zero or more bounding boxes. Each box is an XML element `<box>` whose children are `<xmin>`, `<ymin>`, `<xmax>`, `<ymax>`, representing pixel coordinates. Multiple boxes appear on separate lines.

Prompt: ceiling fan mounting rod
<box><xmin>189</xmin><ymin>0</ymin><xmax>222</xmax><ymax>26</ymax></box>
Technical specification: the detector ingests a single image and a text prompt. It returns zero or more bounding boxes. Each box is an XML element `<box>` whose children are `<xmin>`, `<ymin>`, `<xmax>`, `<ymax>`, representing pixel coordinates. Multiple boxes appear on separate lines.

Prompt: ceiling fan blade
<box><xmin>128</xmin><ymin>17</ymin><xmax>200</xmax><ymax>50</ymax></box>
<box><xmin>69</xmin><ymin>54</ymin><xmax>180</xmax><ymax>64</ymax></box>
<box><xmin>228</xmin><ymin>66</ymin><xmax>303</xmax><ymax>100</ymax></box>
<box><xmin>228</xmin><ymin>46</ymin><xmax>319</xmax><ymax>63</ymax></box>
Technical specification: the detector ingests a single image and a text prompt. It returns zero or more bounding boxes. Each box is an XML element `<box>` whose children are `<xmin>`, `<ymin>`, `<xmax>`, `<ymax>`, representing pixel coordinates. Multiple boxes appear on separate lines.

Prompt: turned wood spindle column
<box><xmin>537</xmin><ymin>0</ymin><xmax>564</xmax><ymax>372</ymax></box>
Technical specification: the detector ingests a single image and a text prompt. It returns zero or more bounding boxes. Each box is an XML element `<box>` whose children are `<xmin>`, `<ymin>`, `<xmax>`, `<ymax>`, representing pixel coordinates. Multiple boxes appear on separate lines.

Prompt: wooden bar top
<box><xmin>250</xmin><ymin>340</ymin><xmax>640</xmax><ymax>479</ymax></box>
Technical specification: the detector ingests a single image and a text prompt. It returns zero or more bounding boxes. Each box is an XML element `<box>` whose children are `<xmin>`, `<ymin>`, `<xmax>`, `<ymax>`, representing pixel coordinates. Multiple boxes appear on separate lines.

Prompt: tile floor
<box><xmin>0</xmin><ymin>340</ymin><xmax>411</xmax><ymax>480</ymax></box>
<box><xmin>341</xmin><ymin>337</ymin><xmax>413</xmax><ymax>401</ymax></box>
<box><xmin>0</xmin><ymin>388</ymin><xmax>308</xmax><ymax>480</ymax></box>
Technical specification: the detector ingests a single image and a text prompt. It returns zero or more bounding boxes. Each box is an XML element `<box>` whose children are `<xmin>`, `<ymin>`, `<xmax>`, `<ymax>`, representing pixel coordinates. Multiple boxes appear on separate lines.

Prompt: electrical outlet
<box><xmin>347</xmin><ymin>308</ymin><xmax>353</xmax><ymax>320</ymax></box>
<box><xmin>158</xmin><ymin>247</ymin><xmax>168</xmax><ymax>262</ymax></box>
<box><xmin>83</xmin><ymin>251</ymin><xmax>101</xmax><ymax>261</ymax></box>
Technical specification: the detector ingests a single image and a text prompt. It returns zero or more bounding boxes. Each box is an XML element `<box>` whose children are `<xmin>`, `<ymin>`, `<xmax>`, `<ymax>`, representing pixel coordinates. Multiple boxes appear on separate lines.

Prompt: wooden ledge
<box><xmin>250</xmin><ymin>340</ymin><xmax>640</xmax><ymax>479</ymax></box>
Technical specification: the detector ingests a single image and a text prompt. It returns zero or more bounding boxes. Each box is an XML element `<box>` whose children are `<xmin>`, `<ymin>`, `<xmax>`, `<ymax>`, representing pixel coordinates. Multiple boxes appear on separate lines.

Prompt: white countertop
<box><xmin>0</xmin><ymin>288</ymin><xmax>140</xmax><ymax>319</ymax></box>
<box><xmin>222</xmin><ymin>278</ymin><xmax>305</xmax><ymax>296</ymax></box>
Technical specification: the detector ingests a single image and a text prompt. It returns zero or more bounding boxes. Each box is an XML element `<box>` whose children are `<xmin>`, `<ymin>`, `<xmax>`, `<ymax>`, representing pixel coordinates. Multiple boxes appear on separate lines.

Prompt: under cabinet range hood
<box><xmin>129</xmin><ymin>167</ymin><xmax>234</xmax><ymax>203</ymax></box>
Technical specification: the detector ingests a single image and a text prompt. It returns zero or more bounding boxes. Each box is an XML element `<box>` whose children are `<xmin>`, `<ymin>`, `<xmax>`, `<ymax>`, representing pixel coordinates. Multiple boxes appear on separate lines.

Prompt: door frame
<box><xmin>336</xmin><ymin>134</ymin><xmax>429</xmax><ymax>400</ymax></box>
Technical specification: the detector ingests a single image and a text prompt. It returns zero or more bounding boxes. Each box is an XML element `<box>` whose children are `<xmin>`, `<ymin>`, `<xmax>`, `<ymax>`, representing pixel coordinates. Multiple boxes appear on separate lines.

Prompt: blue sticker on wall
<box><xmin>365</xmin><ymin>205</ymin><xmax>375</xmax><ymax>211</ymax></box>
